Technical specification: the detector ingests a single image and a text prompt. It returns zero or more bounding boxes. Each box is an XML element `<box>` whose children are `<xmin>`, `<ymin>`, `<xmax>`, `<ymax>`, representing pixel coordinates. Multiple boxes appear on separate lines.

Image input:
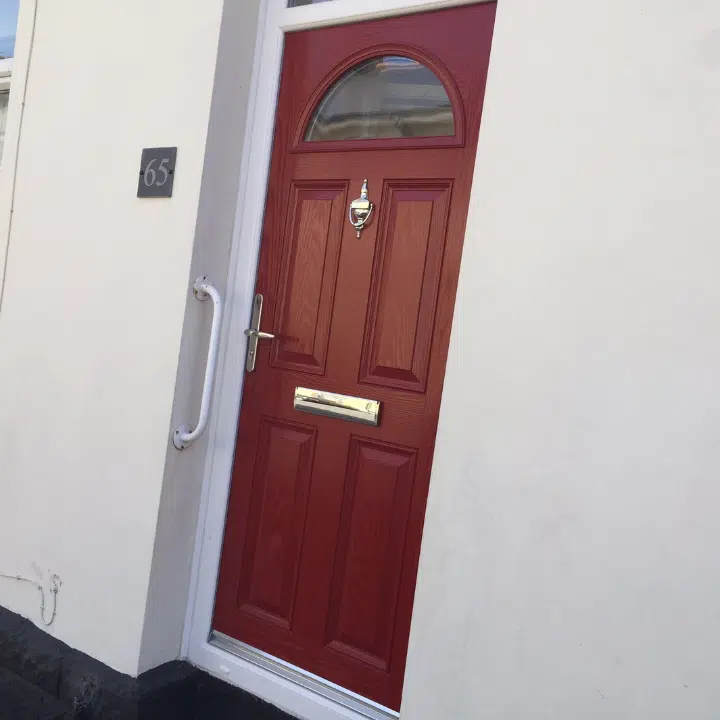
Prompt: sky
<box><xmin>0</xmin><ymin>0</ymin><xmax>19</xmax><ymax>58</ymax></box>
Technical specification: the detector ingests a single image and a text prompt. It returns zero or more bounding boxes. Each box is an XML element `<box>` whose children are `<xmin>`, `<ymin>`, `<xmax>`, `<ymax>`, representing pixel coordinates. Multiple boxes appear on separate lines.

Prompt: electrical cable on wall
<box><xmin>0</xmin><ymin>571</ymin><xmax>62</xmax><ymax>626</ymax></box>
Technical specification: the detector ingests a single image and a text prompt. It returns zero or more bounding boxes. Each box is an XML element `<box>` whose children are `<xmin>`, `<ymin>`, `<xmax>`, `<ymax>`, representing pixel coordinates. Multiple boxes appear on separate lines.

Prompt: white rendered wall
<box><xmin>402</xmin><ymin>1</ymin><xmax>720</xmax><ymax>718</ymax></box>
<box><xmin>139</xmin><ymin>0</ymin><xmax>262</xmax><ymax>674</ymax></box>
<box><xmin>0</xmin><ymin>0</ymin><xmax>225</xmax><ymax>675</ymax></box>
<box><xmin>2</xmin><ymin>0</ymin><xmax>719</xmax><ymax>715</ymax></box>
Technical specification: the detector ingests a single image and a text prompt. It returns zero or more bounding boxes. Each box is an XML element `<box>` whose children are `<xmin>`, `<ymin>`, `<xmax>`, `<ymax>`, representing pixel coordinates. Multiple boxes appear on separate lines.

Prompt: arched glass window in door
<box><xmin>304</xmin><ymin>56</ymin><xmax>455</xmax><ymax>142</ymax></box>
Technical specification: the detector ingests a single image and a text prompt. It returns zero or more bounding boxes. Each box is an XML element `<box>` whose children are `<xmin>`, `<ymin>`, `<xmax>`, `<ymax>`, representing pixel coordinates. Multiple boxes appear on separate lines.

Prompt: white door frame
<box><xmin>183</xmin><ymin>1</ymin><xmax>494</xmax><ymax>718</ymax></box>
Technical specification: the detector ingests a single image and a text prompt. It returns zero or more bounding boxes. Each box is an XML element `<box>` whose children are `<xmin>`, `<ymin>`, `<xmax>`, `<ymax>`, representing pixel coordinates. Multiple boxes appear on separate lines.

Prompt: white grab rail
<box><xmin>173</xmin><ymin>277</ymin><xmax>223</xmax><ymax>450</ymax></box>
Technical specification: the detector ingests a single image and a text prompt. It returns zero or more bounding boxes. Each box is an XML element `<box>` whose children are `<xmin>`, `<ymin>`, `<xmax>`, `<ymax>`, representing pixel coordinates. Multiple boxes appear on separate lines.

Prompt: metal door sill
<box><xmin>209</xmin><ymin>630</ymin><xmax>399</xmax><ymax>720</ymax></box>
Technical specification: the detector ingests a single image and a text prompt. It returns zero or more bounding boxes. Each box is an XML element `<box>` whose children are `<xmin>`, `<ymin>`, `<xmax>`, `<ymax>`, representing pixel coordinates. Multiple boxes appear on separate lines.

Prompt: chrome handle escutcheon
<box><xmin>348</xmin><ymin>179</ymin><xmax>374</xmax><ymax>238</ymax></box>
<box><xmin>244</xmin><ymin>293</ymin><xmax>274</xmax><ymax>372</ymax></box>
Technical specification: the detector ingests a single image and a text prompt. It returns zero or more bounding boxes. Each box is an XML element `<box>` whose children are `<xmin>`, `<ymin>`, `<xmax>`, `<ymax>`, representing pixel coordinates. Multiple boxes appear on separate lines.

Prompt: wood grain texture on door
<box><xmin>214</xmin><ymin>4</ymin><xmax>496</xmax><ymax>710</ymax></box>
<box><xmin>360</xmin><ymin>181</ymin><xmax>453</xmax><ymax>392</ymax></box>
<box><xmin>272</xmin><ymin>183</ymin><xmax>347</xmax><ymax>374</ymax></box>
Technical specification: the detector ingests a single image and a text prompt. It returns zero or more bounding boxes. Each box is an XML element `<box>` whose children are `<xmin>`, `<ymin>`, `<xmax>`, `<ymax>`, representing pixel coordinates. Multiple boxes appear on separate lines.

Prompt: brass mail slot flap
<box><xmin>293</xmin><ymin>387</ymin><xmax>380</xmax><ymax>426</ymax></box>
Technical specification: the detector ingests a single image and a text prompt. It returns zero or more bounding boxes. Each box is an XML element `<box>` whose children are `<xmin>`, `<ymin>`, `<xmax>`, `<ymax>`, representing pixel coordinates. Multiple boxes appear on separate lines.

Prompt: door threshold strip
<box><xmin>209</xmin><ymin>631</ymin><xmax>399</xmax><ymax>720</ymax></box>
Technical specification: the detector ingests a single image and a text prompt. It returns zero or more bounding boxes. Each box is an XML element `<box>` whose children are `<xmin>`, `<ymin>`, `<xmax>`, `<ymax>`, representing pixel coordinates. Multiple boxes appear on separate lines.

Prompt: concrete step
<box><xmin>194</xmin><ymin>674</ymin><xmax>293</xmax><ymax>720</ymax></box>
<box><xmin>0</xmin><ymin>666</ymin><xmax>72</xmax><ymax>720</ymax></box>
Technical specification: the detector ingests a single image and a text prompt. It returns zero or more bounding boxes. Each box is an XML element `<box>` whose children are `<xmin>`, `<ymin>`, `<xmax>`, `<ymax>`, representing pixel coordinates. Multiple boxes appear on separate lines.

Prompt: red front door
<box><xmin>214</xmin><ymin>5</ymin><xmax>496</xmax><ymax>710</ymax></box>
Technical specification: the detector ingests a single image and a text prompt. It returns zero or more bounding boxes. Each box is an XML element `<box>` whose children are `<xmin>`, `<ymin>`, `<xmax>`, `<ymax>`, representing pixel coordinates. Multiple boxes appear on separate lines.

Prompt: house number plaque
<box><xmin>137</xmin><ymin>147</ymin><xmax>177</xmax><ymax>198</ymax></box>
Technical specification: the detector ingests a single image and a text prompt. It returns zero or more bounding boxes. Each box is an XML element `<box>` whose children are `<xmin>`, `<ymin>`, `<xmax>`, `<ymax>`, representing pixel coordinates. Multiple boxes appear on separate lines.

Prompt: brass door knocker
<box><xmin>348</xmin><ymin>179</ymin><xmax>374</xmax><ymax>238</ymax></box>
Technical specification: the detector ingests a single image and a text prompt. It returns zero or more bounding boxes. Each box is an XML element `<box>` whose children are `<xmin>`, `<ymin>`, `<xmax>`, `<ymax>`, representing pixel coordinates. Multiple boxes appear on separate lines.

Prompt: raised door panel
<box><xmin>272</xmin><ymin>182</ymin><xmax>347</xmax><ymax>375</ymax></box>
<box><xmin>360</xmin><ymin>182</ymin><xmax>452</xmax><ymax>392</ymax></box>
<box><xmin>236</xmin><ymin>418</ymin><xmax>317</xmax><ymax>630</ymax></box>
<box><xmin>324</xmin><ymin>437</ymin><xmax>417</xmax><ymax>671</ymax></box>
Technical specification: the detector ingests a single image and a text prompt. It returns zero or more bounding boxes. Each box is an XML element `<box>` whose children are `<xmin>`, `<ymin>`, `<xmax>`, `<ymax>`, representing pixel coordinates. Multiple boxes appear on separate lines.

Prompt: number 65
<box><xmin>144</xmin><ymin>158</ymin><xmax>170</xmax><ymax>187</ymax></box>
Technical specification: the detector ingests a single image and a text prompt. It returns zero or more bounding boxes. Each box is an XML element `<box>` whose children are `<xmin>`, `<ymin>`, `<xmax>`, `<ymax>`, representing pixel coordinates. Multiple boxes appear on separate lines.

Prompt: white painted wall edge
<box><xmin>0</xmin><ymin>0</ymin><xmax>32</xmax><ymax>297</ymax></box>
<box><xmin>138</xmin><ymin>0</ymin><xmax>263</xmax><ymax>673</ymax></box>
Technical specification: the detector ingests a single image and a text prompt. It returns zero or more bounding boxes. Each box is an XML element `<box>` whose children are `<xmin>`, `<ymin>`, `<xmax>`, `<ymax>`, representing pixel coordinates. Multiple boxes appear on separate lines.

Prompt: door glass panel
<box><xmin>305</xmin><ymin>56</ymin><xmax>455</xmax><ymax>142</ymax></box>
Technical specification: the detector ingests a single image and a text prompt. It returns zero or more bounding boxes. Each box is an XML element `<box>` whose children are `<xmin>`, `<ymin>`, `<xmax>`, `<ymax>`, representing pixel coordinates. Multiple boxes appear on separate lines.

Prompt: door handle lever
<box><xmin>244</xmin><ymin>328</ymin><xmax>275</xmax><ymax>340</ymax></box>
<box><xmin>245</xmin><ymin>294</ymin><xmax>274</xmax><ymax>372</ymax></box>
